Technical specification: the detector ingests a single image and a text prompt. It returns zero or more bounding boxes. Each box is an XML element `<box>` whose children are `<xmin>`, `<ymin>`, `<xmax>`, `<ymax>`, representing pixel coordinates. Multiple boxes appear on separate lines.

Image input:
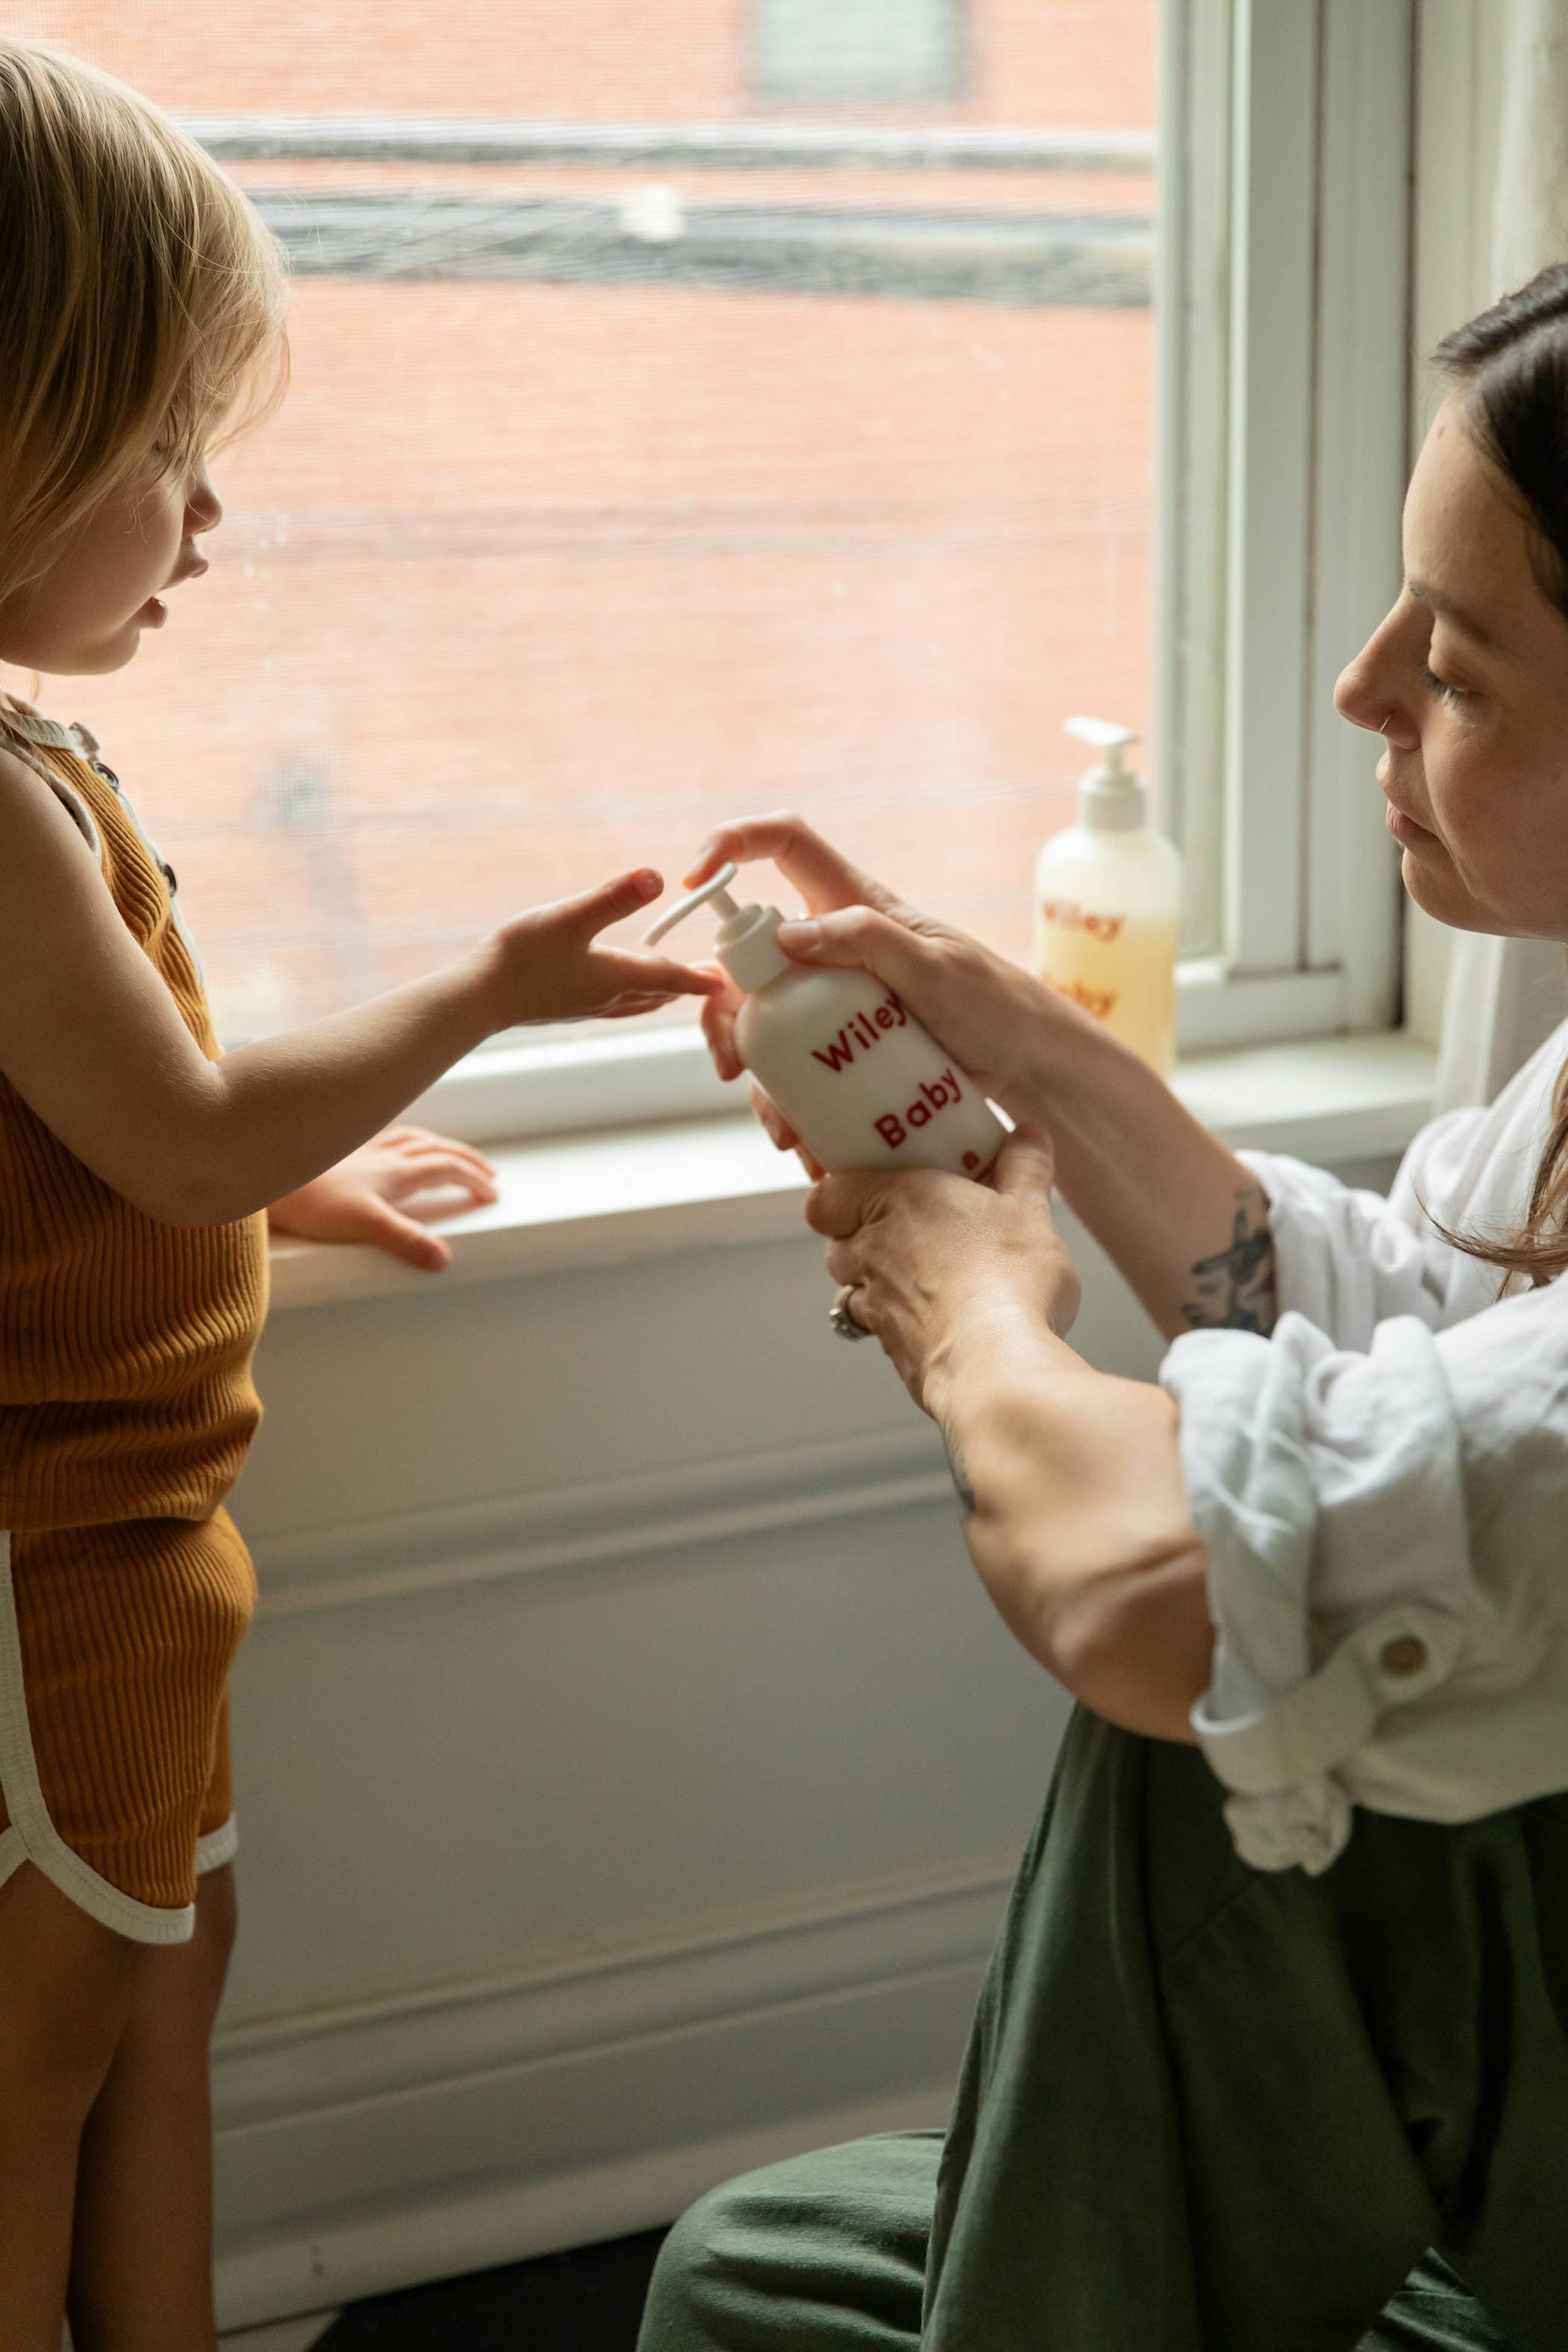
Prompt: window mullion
<box><xmin>1219</xmin><ymin>0</ymin><xmax>1320</xmax><ymax>981</ymax></box>
<box><xmin>1302</xmin><ymin>0</ymin><xmax>1412</xmax><ymax>1029</ymax></box>
<box><xmin>1154</xmin><ymin>0</ymin><xmax>1232</xmax><ymax>960</ymax></box>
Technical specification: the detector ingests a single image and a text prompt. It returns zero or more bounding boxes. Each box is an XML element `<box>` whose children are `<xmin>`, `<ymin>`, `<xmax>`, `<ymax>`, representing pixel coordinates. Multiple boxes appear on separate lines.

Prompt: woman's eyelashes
<box><xmin>1419</xmin><ymin>656</ymin><xmax>1472</xmax><ymax>706</ymax></box>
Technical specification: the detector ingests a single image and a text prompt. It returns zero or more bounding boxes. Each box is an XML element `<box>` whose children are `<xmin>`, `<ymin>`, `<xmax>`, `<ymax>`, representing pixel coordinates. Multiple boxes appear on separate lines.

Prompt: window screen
<box><xmin>10</xmin><ymin>3</ymin><xmax>1157</xmax><ymax>1049</ymax></box>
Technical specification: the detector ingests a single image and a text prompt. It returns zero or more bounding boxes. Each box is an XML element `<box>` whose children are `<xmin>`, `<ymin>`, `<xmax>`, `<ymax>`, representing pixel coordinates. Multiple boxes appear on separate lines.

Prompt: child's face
<box><xmin>0</xmin><ymin>445</ymin><xmax>222</xmax><ymax>676</ymax></box>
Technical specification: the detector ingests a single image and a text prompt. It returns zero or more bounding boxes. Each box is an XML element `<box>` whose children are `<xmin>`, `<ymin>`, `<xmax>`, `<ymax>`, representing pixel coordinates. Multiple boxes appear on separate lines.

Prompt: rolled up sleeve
<box><xmin>1161</xmin><ymin>1285</ymin><xmax>1568</xmax><ymax>1875</ymax></box>
<box><xmin>1239</xmin><ymin>1122</ymin><xmax>1493</xmax><ymax>1348</ymax></box>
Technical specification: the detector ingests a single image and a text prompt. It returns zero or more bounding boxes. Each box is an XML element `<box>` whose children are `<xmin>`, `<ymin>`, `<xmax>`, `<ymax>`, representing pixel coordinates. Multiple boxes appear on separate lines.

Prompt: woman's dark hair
<box><xmin>1430</xmin><ymin>263</ymin><xmax>1568</xmax><ymax>1287</ymax></box>
<box><xmin>1435</xmin><ymin>263</ymin><xmax>1568</xmax><ymax>611</ymax></box>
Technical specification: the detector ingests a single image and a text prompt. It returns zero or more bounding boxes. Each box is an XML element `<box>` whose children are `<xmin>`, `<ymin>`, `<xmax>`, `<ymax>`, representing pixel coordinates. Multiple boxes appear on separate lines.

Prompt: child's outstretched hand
<box><xmin>478</xmin><ymin>869</ymin><xmax>722</xmax><ymax>1027</ymax></box>
<box><xmin>267</xmin><ymin>1126</ymin><xmax>500</xmax><ymax>1271</ymax></box>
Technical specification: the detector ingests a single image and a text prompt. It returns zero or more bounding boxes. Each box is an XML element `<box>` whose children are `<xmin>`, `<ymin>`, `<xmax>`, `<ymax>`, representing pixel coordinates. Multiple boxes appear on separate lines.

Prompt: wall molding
<box><xmin>221</xmin><ymin>1243</ymin><xmax>1064</xmax><ymax>2333</ymax></box>
<box><xmin>213</xmin><ymin>1853</ymin><xmax>1014</xmax><ymax>2329</ymax></box>
<box><xmin>247</xmin><ymin>1424</ymin><xmax>956</xmax><ymax>1619</ymax></box>
<box><xmin>215</xmin><ymin>2084</ymin><xmax>957</xmax><ymax>2332</ymax></box>
<box><xmin>214</xmin><ymin>1852</ymin><xmax>1013</xmax><ymax>2125</ymax></box>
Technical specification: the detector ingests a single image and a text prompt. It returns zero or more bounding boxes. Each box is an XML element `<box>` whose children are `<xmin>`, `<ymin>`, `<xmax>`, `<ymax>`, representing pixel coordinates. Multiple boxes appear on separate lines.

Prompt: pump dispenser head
<box><xmin>642</xmin><ymin>861</ymin><xmax>792</xmax><ymax>991</ymax></box>
<box><xmin>1064</xmin><ymin>715</ymin><xmax>1144</xmax><ymax>832</ymax></box>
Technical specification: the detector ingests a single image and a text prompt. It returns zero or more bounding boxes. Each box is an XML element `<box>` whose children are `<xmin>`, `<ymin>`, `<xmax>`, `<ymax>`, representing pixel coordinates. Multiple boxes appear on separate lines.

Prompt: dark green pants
<box><xmin>641</xmin><ymin>1713</ymin><xmax>1568</xmax><ymax>2350</ymax></box>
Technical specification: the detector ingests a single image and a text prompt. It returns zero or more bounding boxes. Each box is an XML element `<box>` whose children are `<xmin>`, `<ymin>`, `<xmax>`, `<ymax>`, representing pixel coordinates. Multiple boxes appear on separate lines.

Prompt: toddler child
<box><xmin>0</xmin><ymin>39</ymin><xmax>715</xmax><ymax>2350</ymax></box>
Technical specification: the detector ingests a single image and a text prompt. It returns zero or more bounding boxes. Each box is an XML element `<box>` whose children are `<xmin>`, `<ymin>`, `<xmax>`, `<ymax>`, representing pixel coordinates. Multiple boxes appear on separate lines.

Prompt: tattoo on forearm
<box><xmin>1181</xmin><ymin>1190</ymin><xmax>1278</xmax><ymax>1333</ymax></box>
<box><xmin>943</xmin><ymin>1427</ymin><xmax>978</xmax><ymax>1518</ymax></box>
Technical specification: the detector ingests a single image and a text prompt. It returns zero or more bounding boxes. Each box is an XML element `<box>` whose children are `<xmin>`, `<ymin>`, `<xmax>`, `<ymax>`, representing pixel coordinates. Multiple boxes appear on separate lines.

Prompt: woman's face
<box><xmin>1336</xmin><ymin>391</ymin><xmax>1568</xmax><ymax>939</ymax></box>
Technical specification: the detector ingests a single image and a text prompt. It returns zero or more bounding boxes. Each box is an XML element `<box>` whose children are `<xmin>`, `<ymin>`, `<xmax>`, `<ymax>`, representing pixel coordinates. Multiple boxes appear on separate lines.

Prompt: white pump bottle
<box><xmin>645</xmin><ymin>865</ymin><xmax>1005</xmax><ymax>1177</ymax></box>
<box><xmin>1033</xmin><ymin>716</ymin><xmax>1183</xmax><ymax>1074</ymax></box>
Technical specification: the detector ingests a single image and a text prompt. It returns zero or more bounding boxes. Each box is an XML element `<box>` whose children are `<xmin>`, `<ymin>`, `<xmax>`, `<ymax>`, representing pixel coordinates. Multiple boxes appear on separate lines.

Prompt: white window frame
<box><xmin>411</xmin><ymin>0</ymin><xmax>1417</xmax><ymax>1146</ymax></box>
<box><xmin>1161</xmin><ymin>0</ymin><xmax>1411</xmax><ymax>1053</ymax></box>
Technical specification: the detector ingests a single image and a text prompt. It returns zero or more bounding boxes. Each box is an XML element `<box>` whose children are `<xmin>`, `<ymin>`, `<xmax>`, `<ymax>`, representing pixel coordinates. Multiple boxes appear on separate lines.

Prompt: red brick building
<box><xmin>11</xmin><ymin>2</ymin><xmax>1155</xmax><ymax>1039</ymax></box>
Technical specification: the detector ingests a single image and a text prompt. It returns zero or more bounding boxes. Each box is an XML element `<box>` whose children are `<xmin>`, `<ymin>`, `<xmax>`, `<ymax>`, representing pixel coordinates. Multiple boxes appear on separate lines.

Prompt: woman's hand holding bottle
<box><xmin>683</xmin><ymin>813</ymin><xmax>1107</xmax><ymax>1157</ymax></box>
<box><xmin>686</xmin><ymin>815</ymin><xmax>1275</xmax><ymax>1346</ymax></box>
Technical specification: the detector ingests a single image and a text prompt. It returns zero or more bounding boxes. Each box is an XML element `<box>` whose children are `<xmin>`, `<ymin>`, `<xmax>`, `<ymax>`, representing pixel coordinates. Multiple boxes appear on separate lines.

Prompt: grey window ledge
<box><xmin>266</xmin><ymin>1031</ymin><xmax>1438</xmax><ymax>1313</ymax></box>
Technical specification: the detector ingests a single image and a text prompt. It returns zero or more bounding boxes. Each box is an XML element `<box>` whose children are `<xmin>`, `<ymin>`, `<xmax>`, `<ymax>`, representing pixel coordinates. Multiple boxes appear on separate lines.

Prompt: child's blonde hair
<box><xmin>0</xmin><ymin>39</ymin><xmax>288</xmax><ymax>603</ymax></box>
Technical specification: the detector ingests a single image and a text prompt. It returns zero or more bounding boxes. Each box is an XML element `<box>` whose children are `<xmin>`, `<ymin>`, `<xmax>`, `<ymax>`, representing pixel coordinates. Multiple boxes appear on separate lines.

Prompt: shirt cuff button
<box><xmin>1379</xmin><ymin>1635</ymin><xmax>1427</xmax><ymax>1678</ymax></box>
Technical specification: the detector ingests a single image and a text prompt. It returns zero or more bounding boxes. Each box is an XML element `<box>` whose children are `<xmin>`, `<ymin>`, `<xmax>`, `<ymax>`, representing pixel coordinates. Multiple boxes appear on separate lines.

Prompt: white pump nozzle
<box><xmin>641</xmin><ymin>863</ymin><xmax>743</xmax><ymax>945</ymax></box>
<box><xmin>641</xmin><ymin>861</ymin><xmax>792</xmax><ymax>991</ymax></box>
<box><xmin>1063</xmin><ymin>716</ymin><xmax>1144</xmax><ymax>832</ymax></box>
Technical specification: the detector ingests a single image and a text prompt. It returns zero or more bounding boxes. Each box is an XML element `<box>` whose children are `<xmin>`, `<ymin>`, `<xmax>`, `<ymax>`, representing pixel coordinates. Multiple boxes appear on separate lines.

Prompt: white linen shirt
<box><xmin>1160</xmin><ymin>1021</ymin><xmax>1568</xmax><ymax>1876</ymax></box>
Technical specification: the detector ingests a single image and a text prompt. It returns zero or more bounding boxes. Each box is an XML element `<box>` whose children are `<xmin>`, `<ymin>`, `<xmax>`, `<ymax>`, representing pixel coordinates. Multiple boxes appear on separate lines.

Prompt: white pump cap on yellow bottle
<box><xmin>641</xmin><ymin>861</ymin><xmax>792</xmax><ymax>990</ymax></box>
<box><xmin>1064</xmin><ymin>715</ymin><xmax>1144</xmax><ymax>833</ymax></box>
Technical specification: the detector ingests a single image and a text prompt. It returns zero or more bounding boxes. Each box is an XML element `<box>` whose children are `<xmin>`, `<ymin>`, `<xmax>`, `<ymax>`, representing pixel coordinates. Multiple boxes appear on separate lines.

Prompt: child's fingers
<box><xmin>384</xmin><ymin>1151</ymin><xmax>500</xmax><ymax>1204</ymax></box>
<box><xmin>383</xmin><ymin>1127</ymin><xmax>496</xmax><ymax>1179</ymax></box>
<box><xmin>384</xmin><ymin>1150</ymin><xmax>497</xmax><ymax>1194</ymax></box>
<box><xmin>603</xmin><ymin>985</ymin><xmax>713</xmax><ymax>1018</ymax></box>
<box><xmin>396</xmin><ymin>1154</ymin><xmax>497</xmax><ymax>1191</ymax></box>
<box><xmin>386</xmin><ymin>1143</ymin><xmax>492</xmax><ymax>1176</ymax></box>
<box><xmin>357</xmin><ymin>1197</ymin><xmax>453</xmax><ymax>1271</ymax></box>
<box><xmin>601</xmin><ymin>993</ymin><xmax>677</xmax><ymax>1018</ymax></box>
<box><xmin>593</xmin><ymin>948</ymin><xmax>723</xmax><ymax>1000</ymax></box>
<box><xmin>558</xmin><ymin>868</ymin><xmax>665</xmax><ymax>941</ymax></box>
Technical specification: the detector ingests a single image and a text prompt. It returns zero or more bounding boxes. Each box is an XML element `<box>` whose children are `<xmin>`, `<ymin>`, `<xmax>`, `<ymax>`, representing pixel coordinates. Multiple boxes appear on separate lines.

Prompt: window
<box><xmin>753</xmin><ymin>0</ymin><xmax>964</xmax><ymax>106</ymax></box>
<box><xmin>12</xmin><ymin>2</ymin><xmax>1409</xmax><ymax>1142</ymax></box>
<box><xmin>1158</xmin><ymin>0</ymin><xmax>1411</xmax><ymax>1047</ymax></box>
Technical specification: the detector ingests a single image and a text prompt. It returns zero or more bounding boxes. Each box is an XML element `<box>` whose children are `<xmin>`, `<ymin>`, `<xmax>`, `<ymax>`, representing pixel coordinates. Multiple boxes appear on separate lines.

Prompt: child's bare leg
<box><xmin>67</xmin><ymin>1864</ymin><xmax>238</xmax><ymax>2352</ymax></box>
<box><xmin>0</xmin><ymin>1860</ymin><xmax>140</xmax><ymax>2352</ymax></box>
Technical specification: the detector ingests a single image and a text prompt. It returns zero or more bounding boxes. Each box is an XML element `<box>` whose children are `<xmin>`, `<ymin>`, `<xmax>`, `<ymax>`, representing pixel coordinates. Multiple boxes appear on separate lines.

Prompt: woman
<box><xmin>637</xmin><ymin>271</ymin><xmax>1568</xmax><ymax>2350</ymax></box>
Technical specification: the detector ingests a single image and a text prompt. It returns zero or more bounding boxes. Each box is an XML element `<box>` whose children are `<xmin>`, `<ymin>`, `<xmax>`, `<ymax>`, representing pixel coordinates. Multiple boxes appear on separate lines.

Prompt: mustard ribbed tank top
<box><xmin>0</xmin><ymin>700</ymin><xmax>268</xmax><ymax>1534</ymax></box>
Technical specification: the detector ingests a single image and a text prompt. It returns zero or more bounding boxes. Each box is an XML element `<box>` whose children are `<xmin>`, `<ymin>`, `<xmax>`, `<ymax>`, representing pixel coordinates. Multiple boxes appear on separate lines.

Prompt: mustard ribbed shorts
<box><xmin>0</xmin><ymin>1510</ymin><xmax>255</xmax><ymax>1944</ymax></box>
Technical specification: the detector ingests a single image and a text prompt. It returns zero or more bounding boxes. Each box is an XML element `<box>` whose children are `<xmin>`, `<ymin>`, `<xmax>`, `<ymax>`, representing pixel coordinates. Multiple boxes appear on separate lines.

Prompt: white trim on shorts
<box><xmin>0</xmin><ymin>1530</ymin><xmax>212</xmax><ymax>1944</ymax></box>
<box><xmin>195</xmin><ymin>1815</ymin><xmax>239</xmax><ymax>1874</ymax></box>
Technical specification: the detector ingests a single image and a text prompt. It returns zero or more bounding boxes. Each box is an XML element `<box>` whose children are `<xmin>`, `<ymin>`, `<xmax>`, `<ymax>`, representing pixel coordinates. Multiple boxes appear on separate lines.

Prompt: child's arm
<box><xmin>0</xmin><ymin>747</ymin><xmax>714</xmax><ymax>1226</ymax></box>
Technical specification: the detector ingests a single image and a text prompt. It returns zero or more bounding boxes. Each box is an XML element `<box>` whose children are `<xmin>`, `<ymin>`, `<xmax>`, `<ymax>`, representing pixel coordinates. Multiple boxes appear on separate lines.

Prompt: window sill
<box><xmin>267</xmin><ymin>1031</ymin><xmax>1438</xmax><ymax>1313</ymax></box>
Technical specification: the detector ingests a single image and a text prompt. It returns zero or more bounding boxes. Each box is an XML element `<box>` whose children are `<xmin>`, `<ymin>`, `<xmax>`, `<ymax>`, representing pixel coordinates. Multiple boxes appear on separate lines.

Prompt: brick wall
<box><xmin>10</xmin><ymin>2</ymin><xmax>1155</xmax><ymax>1039</ymax></box>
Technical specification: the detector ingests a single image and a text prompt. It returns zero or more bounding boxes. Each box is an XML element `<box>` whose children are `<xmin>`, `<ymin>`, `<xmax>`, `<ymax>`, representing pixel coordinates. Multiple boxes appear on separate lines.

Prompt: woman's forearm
<box><xmin>936</xmin><ymin>1313</ymin><xmax>1213</xmax><ymax>1740</ymax></box>
<box><xmin>1007</xmin><ymin>1023</ymin><xmax>1277</xmax><ymax>1342</ymax></box>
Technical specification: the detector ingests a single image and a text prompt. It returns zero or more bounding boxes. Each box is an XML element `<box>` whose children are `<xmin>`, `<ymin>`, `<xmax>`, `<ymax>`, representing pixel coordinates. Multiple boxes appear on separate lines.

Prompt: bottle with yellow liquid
<box><xmin>1033</xmin><ymin>717</ymin><xmax>1183</xmax><ymax>1074</ymax></box>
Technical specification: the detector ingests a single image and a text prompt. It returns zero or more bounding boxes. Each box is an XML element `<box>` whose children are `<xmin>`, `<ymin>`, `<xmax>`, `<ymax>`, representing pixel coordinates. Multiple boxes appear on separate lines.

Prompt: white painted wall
<box><xmin>212</xmin><ymin>1200</ymin><xmax>1163</xmax><ymax>2329</ymax></box>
